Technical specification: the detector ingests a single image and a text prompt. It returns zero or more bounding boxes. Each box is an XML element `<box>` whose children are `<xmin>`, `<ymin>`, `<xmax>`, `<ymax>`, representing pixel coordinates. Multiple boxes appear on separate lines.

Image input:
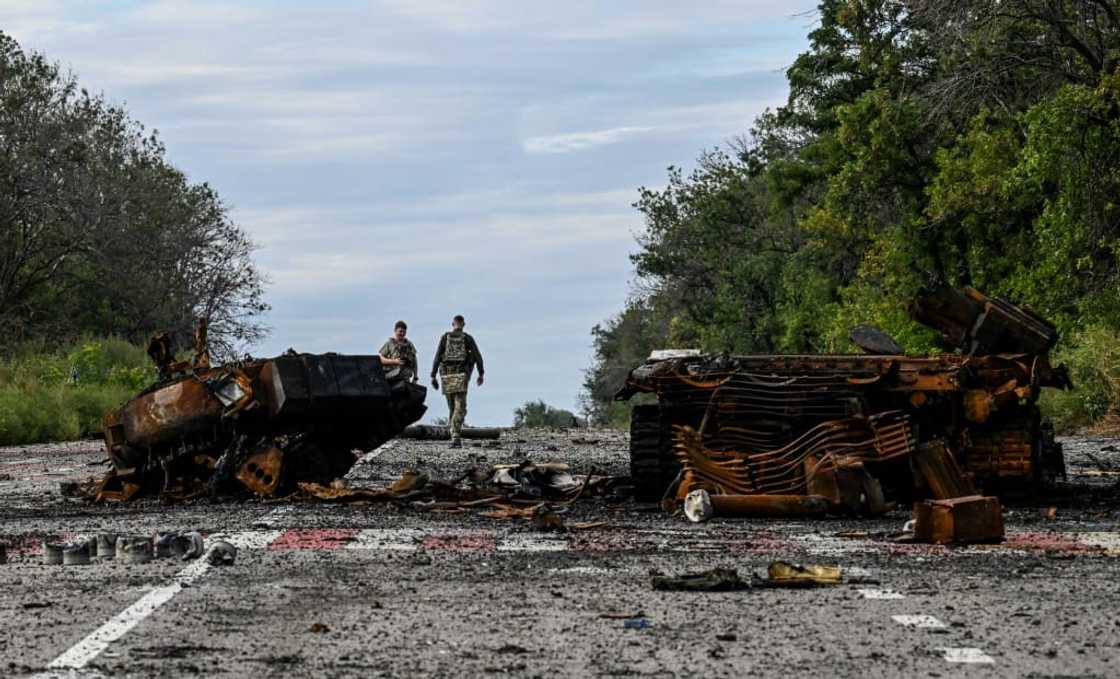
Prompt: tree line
<box><xmin>0</xmin><ymin>32</ymin><xmax>267</xmax><ymax>359</ymax></box>
<box><xmin>583</xmin><ymin>1</ymin><xmax>1120</xmax><ymax>429</ymax></box>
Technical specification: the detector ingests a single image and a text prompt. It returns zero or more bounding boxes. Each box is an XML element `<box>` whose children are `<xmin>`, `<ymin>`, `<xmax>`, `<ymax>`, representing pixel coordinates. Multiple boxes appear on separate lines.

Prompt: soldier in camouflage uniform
<box><xmin>379</xmin><ymin>320</ymin><xmax>418</xmax><ymax>382</ymax></box>
<box><xmin>430</xmin><ymin>315</ymin><xmax>484</xmax><ymax>447</ymax></box>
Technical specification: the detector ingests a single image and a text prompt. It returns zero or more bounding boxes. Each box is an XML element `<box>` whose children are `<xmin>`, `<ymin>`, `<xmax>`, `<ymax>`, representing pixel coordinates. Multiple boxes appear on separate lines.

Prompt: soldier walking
<box><xmin>430</xmin><ymin>315</ymin><xmax>484</xmax><ymax>448</ymax></box>
<box><xmin>379</xmin><ymin>320</ymin><xmax>418</xmax><ymax>382</ymax></box>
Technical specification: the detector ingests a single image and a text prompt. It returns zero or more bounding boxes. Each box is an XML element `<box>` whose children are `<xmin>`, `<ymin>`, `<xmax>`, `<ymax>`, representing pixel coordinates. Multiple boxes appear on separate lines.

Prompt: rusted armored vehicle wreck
<box><xmin>618</xmin><ymin>286</ymin><xmax>1072</xmax><ymax>506</ymax></box>
<box><xmin>97</xmin><ymin>328</ymin><xmax>427</xmax><ymax>501</ymax></box>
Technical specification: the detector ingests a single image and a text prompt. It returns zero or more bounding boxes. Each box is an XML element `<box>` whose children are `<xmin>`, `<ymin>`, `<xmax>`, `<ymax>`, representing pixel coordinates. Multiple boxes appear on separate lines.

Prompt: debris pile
<box><xmin>295</xmin><ymin>460</ymin><xmax>621</xmax><ymax>527</ymax></box>
<box><xmin>651</xmin><ymin>561</ymin><xmax>848</xmax><ymax>592</ymax></box>
<box><xmin>93</xmin><ymin>323</ymin><xmax>427</xmax><ymax>502</ymax></box>
<box><xmin>618</xmin><ymin>285</ymin><xmax>1069</xmax><ymax>543</ymax></box>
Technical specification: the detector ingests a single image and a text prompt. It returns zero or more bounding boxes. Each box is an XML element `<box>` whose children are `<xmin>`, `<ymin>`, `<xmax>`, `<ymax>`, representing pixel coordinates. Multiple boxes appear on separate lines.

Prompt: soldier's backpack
<box><xmin>443</xmin><ymin>332</ymin><xmax>468</xmax><ymax>364</ymax></box>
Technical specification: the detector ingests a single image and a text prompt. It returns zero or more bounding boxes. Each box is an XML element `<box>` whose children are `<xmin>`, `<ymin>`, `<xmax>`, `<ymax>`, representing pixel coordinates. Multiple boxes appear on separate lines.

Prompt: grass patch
<box><xmin>0</xmin><ymin>337</ymin><xmax>154</xmax><ymax>445</ymax></box>
<box><xmin>1039</xmin><ymin>324</ymin><xmax>1120</xmax><ymax>433</ymax></box>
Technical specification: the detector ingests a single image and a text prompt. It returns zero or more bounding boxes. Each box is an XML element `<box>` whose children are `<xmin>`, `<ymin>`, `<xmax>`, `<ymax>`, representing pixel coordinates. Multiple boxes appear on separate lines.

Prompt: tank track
<box><xmin>629</xmin><ymin>404</ymin><xmax>681</xmax><ymax>502</ymax></box>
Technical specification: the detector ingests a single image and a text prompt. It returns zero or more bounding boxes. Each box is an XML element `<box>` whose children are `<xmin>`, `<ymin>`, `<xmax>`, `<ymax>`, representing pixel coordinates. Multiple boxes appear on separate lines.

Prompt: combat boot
<box><xmin>449</xmin><ymin>438</ymin><xmax>462</xmax><ymax>449</ymax></box>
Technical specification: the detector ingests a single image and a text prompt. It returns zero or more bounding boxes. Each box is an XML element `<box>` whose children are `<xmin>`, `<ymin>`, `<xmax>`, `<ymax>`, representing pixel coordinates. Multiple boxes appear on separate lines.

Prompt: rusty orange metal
<box><xmin>236</xmin><ymin>446</ymin><xmax>284</xmax><ymax>496</ymax></box>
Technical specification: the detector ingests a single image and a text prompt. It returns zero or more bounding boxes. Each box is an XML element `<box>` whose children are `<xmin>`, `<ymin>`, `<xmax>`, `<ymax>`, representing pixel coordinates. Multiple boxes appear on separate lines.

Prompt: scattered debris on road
<box><xmin>651</xmin><ymin>567</ymin><xmax>751</xmax><ymax>592</ymax></box>
<box><xmin>763</xmin><ymin>561</ymin><xmax>842</xmax><ymax>587</ymax></box>
<box><xmin>295</xmin><ymin>461</ymin><xmax>623</xmax><ymax>525</ymax></box>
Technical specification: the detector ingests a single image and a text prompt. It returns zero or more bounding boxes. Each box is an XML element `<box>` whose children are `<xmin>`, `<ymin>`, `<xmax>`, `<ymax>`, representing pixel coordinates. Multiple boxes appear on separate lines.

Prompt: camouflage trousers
<box><xmin>444</xmin><ymin>391</ymin><xmax>467</xmax><ymax>440</ymax></box>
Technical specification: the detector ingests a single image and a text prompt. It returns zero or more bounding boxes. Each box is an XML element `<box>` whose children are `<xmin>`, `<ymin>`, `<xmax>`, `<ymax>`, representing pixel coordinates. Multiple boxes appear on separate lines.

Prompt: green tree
<box><xmin>584</xmin><ymin>0</ymin><xmax>1120</xmax><ymax>427</ymax></box>
<box><xmin>513</xmin><ymin>400</ymin><xmax>582</xmax><ymax>429</ymax></box>
<box><xmin>0</xmin><ymin>31</ymin><xmax>268</xmax><ymax>357</ymax></box>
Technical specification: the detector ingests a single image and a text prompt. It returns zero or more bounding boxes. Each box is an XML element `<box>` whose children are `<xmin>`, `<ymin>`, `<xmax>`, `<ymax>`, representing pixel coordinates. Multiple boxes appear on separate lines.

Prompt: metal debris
<box><xmin>62</xmin><ymin>541</ymin><xmax>91</xmax><ymax>565</ymax></box>
<box><xmin>763</xmin><ymin>561</ymin><xmax>842</xmax><ymax>587</ymax></box>
<box><xmin>682</xmin><ymin>489</ymin><xmax>830</xmax><ymax>522</ymax></box>
<box><xmin>651</xmin><ymin>568</ymin><xmax>751</xmax><ymax>592</ymax></box>
<box><xmin>205</xmin><ymin>540</ymin><xmax>237</xmax><ymax>566</ymax></box>
<box><xmin>42</xmin><ymin>542</ymin><xmax>63</xmax><ymax>565</ymax></box>
<box><xmin>618</xmin><ymin>286</ymin><xmax>1071</xmax><ymax>523</ymax></box>
<box><xmin>95</xmin><ymin>325</ymin><xmax>427</xmax><ymax>502</ymax></box>
<box><xmin>96</xmin><ymin>533</ymin><xmax>118</xmax><ymax>559</ymax></box>
<box><xmin>117</xmin><ymin>536</ymin><xmax>153</xmax><ymax>564</ymax></box>
<box><xmin>297</xmin><ymin>462</ymin><xmax>620</xmax><ymax>523</ymax></box>
<box><xmin>913</xmin><ymin>496</ymin><xmax>1005</xmax><ymax>544</ymax></box>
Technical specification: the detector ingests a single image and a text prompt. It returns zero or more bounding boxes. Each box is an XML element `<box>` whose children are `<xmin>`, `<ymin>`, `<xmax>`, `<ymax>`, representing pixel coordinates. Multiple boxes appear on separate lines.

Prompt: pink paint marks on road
<box><xmin>267</xmin><ymin>528</ymin><xmax>359</xmax><ymax>550</ymax></box>
<box><xmin>1</xmin><ymin>531</ymin><xmax>75</xmax><ymax>557</ymax></box>
<box><xmin>1004</xmin><ymin>530</ymin><xmax>1102</xmax><ymax>554</ymax></box>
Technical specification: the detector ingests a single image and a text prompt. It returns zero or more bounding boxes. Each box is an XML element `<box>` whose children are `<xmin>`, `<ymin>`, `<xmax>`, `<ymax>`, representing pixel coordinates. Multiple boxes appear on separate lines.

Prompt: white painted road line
<box><xmin>1077</xmin><ymin>532</ymin><xmax>1120</xmax><ymax>552</ymax></box>
<box><xmin>40</xmin><ymin>532</ymin><xmax>257</xmax><ymax>672</ymax></box>
<box><xmin>859</xmin><ymin>588</ymin><xmax>905</xmax><ymax>600</ymax></box>
<box><xmin>210</xmin><ymin>529</ymin><xmax>282</xmax><ymax>550</ymax></box>
<box><xmin>940</xmin><ymin>647</ymin><xmax>995</xmax><ymax>664</ymax></box>
<box><xmin>46</xmin><ymin>559</ymin><xmax>212</xmax><ymax>670</ymax></box>
<box><xmin>348</xmin><ymin>438</ymin><xmax>398</xmax><ymax>473</ymax></box>
<box><xmin>496</xmin><ymin>534</ymin><xmax>567</xmax><ymax>552</ymax></box>
<box><xmin>892</xmin><ymin>614</ymin><xmax>947</xmax><ymax>628</ymax></box>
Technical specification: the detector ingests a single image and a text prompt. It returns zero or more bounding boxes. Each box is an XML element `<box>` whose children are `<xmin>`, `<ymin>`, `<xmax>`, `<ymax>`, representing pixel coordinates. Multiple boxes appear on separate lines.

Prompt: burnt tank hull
<box><xmin>100</xmin><ymin>352</ymin><xmax>427</xmax><ymax>500</ymax></box>
<box><xmin>617</xmin><ymin>287</ymin><xmax>1071</xmax><ymax>503</ymax></box>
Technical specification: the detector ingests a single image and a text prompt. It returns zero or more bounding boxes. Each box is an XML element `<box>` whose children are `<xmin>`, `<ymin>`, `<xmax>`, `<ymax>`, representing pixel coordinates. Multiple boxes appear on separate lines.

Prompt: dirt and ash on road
<box><xmin>1</xmin><ymin>429</ymin><xmax>1119</xmax><ymax>677</ymax></box>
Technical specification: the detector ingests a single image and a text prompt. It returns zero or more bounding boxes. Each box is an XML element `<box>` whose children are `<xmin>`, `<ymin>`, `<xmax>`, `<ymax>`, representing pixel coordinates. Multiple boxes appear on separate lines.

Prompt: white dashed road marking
<box><xmin>892</xmin><ymin>614</ymin><xmax>947</xmax><ymax>628</ymax></box>
<box><xmin>496</xmin><ymin>534</ymin><xmax>567</xmax><ymax>552</ymax></box>
<box><xmin>349</xmin><ymin>438</ymin><xmax>398</xmax><ymax>471</ymax></box>
<box><xmin>1077</xmin><ymin>532</ymin><xmax>1120</xmax><ymax>552</ymax></box>
<box><xmin>859</xmin><ymin>588</ymin><xmax>905</xmax><ymax>600</ymax></box>
<box><xmin>940</xmin><ymin>647</ymin><xmax>995</xmax><ymax>664</ymax></box>
<box><xmin>39</xmin><ymin>532</ymin><xmax>258</xmax><ymax>672</ymax></box>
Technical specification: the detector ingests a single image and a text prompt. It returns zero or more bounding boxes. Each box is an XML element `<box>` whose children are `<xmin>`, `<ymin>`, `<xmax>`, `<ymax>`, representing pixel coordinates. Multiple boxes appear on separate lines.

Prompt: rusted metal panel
<box><xmin>914</xmin><ymin>495</ymin><xmax>1004</xmax><ymax>544</ymax></box>
<box><xmin>235</xmin><ymin>446</ymin><xmax>283</xmax><ymax>497</ymax></box>
<box><xmin>120</xmin><ymin>378</ymin><xmax>224</xmax><ymax>449</ymax></box>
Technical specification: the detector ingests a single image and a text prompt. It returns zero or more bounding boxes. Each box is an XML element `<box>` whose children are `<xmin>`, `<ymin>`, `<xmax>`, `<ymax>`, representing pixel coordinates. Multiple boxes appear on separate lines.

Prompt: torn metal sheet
<box><xmin>765</xmin><ymin>561</ymin><xmax>842</xmax><ymax>586</ymax></box>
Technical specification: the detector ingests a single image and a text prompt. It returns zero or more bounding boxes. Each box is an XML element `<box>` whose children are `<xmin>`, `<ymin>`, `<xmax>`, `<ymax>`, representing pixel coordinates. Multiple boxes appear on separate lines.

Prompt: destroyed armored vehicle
<box><xmin>617</xmin><ymin>286</ymin><xmax>1072</xmax><ymax>504</ymax></box>
<box><xmin>97</xmin><ymin>326</ymin><xmax>427</xmax><ymax>501</ymax></box>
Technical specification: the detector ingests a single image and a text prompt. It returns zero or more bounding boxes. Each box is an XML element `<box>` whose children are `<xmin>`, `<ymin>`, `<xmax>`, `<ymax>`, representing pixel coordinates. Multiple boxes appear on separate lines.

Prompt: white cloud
<box><xmin>522</xmin><ymin>125</ymin><xmax>658</xmax><ymax>154</ymax></box>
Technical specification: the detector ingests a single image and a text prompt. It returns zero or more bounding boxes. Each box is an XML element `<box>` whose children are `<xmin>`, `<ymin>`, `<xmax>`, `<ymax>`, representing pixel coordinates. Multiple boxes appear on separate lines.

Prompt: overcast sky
<box><xmin>2</xmin><ymin>1</ymin><xmax>817</xmax><ymax>425</ymax></box>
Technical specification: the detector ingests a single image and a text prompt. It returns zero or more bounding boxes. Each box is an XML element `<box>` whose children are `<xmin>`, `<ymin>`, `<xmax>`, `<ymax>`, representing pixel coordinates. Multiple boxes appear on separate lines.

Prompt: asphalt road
<box><xmin>1</xmin><ymin>430</ymin><xmax>1118</xmax><ymax>678</ymax></box>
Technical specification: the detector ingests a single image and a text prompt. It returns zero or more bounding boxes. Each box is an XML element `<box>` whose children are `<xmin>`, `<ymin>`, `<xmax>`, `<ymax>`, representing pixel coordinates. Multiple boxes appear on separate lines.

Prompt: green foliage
<box><xmin>584</xmin><ymin>0</ymin><xmax>1120</xmax><ymax>429</ymax></box>
<box><xmin>1040</xmin><ymin>325</ymin><xmax>1120</xmax><ymax>432</ymax></box>
<box><xmin>513</xmin><ymin>400</ymin><xmax>582</xmax><ymax>429</ymax></box>
<box><xmin>0</xmin><ymin>337</ymin><xmax>153</xmax><ymax>445</ymax></box>
<box><xmin>0</xmin><ymin>31</ymin><xmax>268</xmax><ymax>359</ymax></box>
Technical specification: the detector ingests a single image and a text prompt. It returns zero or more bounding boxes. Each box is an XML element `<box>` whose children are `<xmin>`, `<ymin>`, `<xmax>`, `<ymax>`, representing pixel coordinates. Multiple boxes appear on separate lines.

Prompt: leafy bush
<box><xmin>513</xmin><ymin>400</ymin><xmax>583</xmax><ymax>429</ymax></box>
<box><xmin>1040</xmin><ymin>325</ymin><xmax>1120</xmax><ymax>433</ymax></box>
<box><xmin>0</xmin><ymin>337</ymin><xmax>154</xmax><ymax>445</ymax></box>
